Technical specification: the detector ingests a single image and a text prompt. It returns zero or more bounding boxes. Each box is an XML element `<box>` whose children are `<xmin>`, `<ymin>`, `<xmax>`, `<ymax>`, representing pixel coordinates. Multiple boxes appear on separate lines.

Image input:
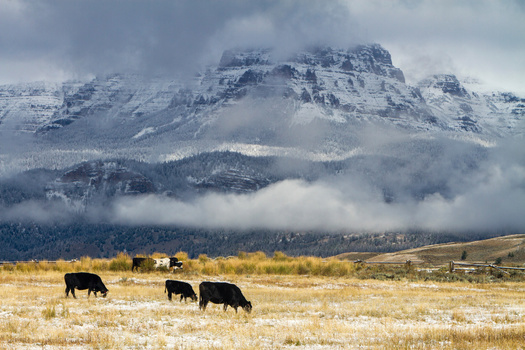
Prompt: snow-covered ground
<box><xmin>1</xmin><ymin>273</ymin><xmax>524</xmax><ymax>349</ymax></box>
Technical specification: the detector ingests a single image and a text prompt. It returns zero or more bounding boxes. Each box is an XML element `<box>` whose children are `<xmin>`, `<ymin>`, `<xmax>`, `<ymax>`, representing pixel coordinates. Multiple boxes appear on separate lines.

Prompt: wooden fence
<box><xmin>448</xmin><ymin>261</ymin><xmax>525</xmax><ymax>274</ymax></box>
<box><xmin>354</xmin><ymin>259</ymin><xmax>525</xmax><ymax>274</ymax></box>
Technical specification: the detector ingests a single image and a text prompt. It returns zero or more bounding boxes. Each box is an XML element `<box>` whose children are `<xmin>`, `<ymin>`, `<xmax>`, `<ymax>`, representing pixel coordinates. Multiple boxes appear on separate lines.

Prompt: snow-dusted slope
<box><xmin>418</xmin><ymin>74</ymin><xmax>524</xmax><ymax>137</ymax></box>
<box><xmin>0</xmin><ymin>82</ymin><xmax>65</xmax><ymax>133</ymax></box>
<box><xmin>0</xmin><ymin>44</ymin><xmax>523</xmax><ymax>176</ymax></box>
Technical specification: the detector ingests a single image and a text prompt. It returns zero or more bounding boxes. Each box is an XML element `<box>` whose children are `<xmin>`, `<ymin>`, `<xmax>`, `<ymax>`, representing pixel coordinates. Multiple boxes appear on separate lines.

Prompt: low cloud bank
<box><xmin>1</xmin><ymin>136</ymin><xmax>523</xmax><ymax>234</ymax></box>
<box><xmin>111</xmin><ymin>144</ymin><xmax>525</xmax><ymax>233</ymax></box>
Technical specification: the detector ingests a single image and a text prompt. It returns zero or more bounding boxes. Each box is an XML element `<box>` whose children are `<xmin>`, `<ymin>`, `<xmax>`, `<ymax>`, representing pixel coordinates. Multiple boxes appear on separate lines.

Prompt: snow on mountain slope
<box><xmin>418</xmin><ymin>74</ymin><xmax>525</xmax><ymax>137</ymax></box>
<box><xmin>0</xmin><ymin>43</ymin><xmax>523</xmax><ymax>177</ymax></box>
<box><xmin>0</xmin><ymin>82</ymin><xmax>65</xmax><ymax>133</ymax></box>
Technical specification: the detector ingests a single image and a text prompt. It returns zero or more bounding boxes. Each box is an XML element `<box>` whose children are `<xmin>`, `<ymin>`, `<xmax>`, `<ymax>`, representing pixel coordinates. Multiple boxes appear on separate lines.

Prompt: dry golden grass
<box><xmin>1</xmin><ymin>266</ymin><xmax>525</xmax><ymax>349</ymax></box>
<box><xmin>371</xmin><ymin>234</ymin><xmax>525</xmax><ymax>265</ymax></box>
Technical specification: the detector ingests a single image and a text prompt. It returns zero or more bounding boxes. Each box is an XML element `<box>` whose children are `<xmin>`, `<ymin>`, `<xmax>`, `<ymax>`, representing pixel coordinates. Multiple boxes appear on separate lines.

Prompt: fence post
<box><xmin>449</xmin><ymin>261</ymin><xmax>454</xmax><ymax>273</ymax></box>
<box><xmin>405</xmin><ymin>260</ymin><xmax>412</xmax><ymax>272</ymax></box>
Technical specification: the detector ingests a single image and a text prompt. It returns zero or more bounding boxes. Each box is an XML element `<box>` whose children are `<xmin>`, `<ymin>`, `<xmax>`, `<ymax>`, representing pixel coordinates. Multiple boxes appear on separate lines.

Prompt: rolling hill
<box><xmin>337</xmin><ymin>234</ymin><xmax>525</xmax><ymax>265</ymax></box>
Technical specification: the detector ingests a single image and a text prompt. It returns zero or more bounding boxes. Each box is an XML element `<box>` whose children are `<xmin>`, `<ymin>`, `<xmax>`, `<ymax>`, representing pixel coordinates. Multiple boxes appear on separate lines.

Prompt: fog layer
<box><xmin>109</xmin><ymin>137</ymin><xmax>525</xmax><ymax>233</ymax></box>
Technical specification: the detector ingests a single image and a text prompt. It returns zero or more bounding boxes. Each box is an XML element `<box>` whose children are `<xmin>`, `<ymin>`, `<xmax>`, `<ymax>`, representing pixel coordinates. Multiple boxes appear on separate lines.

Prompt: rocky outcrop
<box><xmin>46</xmin><ymin>161</ymin><xmax>155</xmax><ymax>212</ymax></box>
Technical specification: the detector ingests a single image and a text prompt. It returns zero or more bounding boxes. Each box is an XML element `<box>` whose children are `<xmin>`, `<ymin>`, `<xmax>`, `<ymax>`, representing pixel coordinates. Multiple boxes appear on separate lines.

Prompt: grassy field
<box><xmin>1</xmin><ymin>253</ymin><xmax>525</xmax><ymax>349</ymax></box>
<box><xmin>364</xmin><ymin>234</ymin><xmax>525</xmax><ymax>265</ymax></box>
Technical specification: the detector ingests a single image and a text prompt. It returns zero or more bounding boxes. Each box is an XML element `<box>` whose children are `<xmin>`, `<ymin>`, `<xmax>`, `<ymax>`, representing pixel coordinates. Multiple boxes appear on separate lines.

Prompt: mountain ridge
<box><xmin>0</xmin><ymin>43</ymin><xmax>523</xmax><ymax>259</ymax></box>
<box><xmin>1</xmin><ymin>44</ymin><xmax>523</xmax><ymax>147</ymax></box>
<box><xmin>1</xmin><ymin>44</ymin><xmax>523</xmax><ymax>182</ymax></box>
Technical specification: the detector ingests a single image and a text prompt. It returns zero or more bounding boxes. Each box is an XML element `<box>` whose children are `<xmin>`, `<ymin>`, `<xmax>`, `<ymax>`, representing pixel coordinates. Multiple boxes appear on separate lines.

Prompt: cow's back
<box><xmin>64</xmin><ymin>273</ymin><xmax>81</xmax><ymax>287</ymax></box>
<box><xmin>200</xmin><ymin>282</ymin><xmax>221</xmax><ymax>301</ymax></box>
<box><xmin>65</xmin><ymin>272</ymin><xmax>97</xmax><ymax>288</ymax></box>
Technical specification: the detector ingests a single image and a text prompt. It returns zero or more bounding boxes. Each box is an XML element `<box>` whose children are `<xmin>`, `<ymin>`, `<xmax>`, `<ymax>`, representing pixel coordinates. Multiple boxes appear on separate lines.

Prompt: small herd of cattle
<box><xmin>64</xmin><ymin>272</ymin><xmax>252</xmax><ymax>313</ymax></box>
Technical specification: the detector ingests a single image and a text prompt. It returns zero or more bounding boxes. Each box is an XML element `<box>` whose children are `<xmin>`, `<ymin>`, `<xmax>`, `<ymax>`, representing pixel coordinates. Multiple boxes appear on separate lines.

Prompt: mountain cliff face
<box><xmin>45</xmin><ymin>161</ymin><xmax>156</xmax><ymax>212</ymax></box>
<box><xmin>0</xmin><ymin>43</ymin><xmax>523</xmax><ymax>211</ymax></box>
<box><xmin>1</xmin><ymin>44</ymin><xmax>522</xmax><ymax>149</ymax></box>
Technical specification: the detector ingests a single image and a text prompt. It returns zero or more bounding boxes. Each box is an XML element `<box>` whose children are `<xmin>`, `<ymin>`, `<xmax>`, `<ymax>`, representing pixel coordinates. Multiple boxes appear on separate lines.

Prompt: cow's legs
<box><xmin>199</xmin><ymin>300</ymin><xmax>207</xmax><ymax>311</ymax></box>
<box><xmin>71</xmin><ymin>288</ymin><xmax>76</xmax><ymax>299</ymax></box>
<box><xmin>65</xmin><ymin>286</ymin><xmax>70</xmax><ymax>297</ymax></box>
<box><xmin>223</xmin><ymin>304</ymin><xmax>228</xmax><ymax>312</ymax></box>
<box><xmin>180</xmin><ymin>294</ymin><xmax>184</xmax><ymax>302</ymax></box>
<box><xmin>167</xmin><ymin>291</ymin><xmax>172</xmax><ymax>301</ymax></box>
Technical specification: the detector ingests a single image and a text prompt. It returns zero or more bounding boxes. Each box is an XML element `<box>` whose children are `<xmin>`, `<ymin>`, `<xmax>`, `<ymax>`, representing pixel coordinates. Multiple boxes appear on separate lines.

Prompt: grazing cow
<box><xmin>154</xmin><ymin>257</ymin><xmax>171</xmax><ymax>269</ymax></box>
<box><xmin>199</xmin><ymin>281</ymin><xmax>252</xmax><ymax>313</ymax></box>
<box><xmin>165</xmin><ymin>280</ymin><xmax>197</xmax><ymax>302</ymax></box>
<box><xmin>64</xmin><ymin>272</ymin><xmax>108</xmax><ymax>299</ymax></box>
<box><xmin>170</xmin><ymin>257</ymin><xmax>183</xmax><ymax>269</ymax></box>
<box><xmin>131</xmin><ymin>257</ymin><xmax>154</xmax><ymax>272</ymax></box>
<box><xmin>155</xmin><ymin>257</ymin><xmax>183</xmax><ymax>270</ymax></box>
<box><xmin>132</xmin><ymin>257</ymin><xmax>183</xmax><ymax>272</ymax></box>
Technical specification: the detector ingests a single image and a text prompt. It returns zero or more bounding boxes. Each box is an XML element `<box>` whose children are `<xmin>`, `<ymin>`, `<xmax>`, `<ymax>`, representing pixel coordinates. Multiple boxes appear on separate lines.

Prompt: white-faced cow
<box><xmin>156</xmin><ymin>257</ymin><xmax>183</xmax><ymax>270</ymax></box>
<box><xmin>64</xmin><ymin>272</ymin><xmax>108</xmax><ymax>299</ymax></box>
<box><xmin>165</xmin><ymin>280</ymin><xmax>197</xmax><ymax>302</ymax></box>
<box><xmin>199</xmin><ymin>281</ymin><xmax>252</xmax><ymax>313</ymax></box>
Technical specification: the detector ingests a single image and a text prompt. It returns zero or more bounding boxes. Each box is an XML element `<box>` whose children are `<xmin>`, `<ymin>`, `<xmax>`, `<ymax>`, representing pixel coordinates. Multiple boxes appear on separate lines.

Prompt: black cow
<box><xmin>199</xmin><ymin>281</ymin><xmax>252</xmax><ymax>313</ymax></box>
<box><xmin>165</xmin><ymin>280</ymin><xmax>197</xmax><ymax>302</ymax></box>
<box><xmin>64</xmin><ymin>272</ymin><xmax>108</xmax><ymax>299</ymax></box>
<box><xmin>169</xmin><ymin>257</ymin><xmax>183</xmax><ymax>269</ymax></box>
<box><xmin>131</xmin><ymin>257</ymin><xmax>154</xmax><ymax>272</ymax></box>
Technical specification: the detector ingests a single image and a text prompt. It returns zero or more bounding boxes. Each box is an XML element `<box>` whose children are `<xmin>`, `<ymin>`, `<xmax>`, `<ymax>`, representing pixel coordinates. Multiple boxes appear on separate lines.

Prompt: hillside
<box><xmin>337</xmin><ymin>234</ymin><xmax>525</xmax><ymax>265</ymax></box>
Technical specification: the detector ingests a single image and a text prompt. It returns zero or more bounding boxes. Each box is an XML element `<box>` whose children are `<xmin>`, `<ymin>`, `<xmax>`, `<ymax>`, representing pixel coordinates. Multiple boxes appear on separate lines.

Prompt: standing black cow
<box><xmin>131</xmin><ymin>257</ymin><xmax>154</xmax><ymax>272</ymax></box>
<box><xmin>165</xmin><ymin>280</ymin><xmax>197</xmax><ymax>302</ymax></box>
<box><xmin>64</xmin><ymin>272</ymin><xmax>108</xmax><ymax>299</ymax></box>
<box><xmin>199</xmin><ymin>281</ymin><xmax>252</xmax><ymax>313</ymax></box>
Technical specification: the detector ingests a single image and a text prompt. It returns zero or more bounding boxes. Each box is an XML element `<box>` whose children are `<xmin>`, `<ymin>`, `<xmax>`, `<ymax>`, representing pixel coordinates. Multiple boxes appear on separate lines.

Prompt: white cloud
<box><xmin>3</xmin><ymin>0</ymin><xmax>521</xmax><ymax>94</ymax></box>
<box><xmin>343</xmin><ymin>0</ymin><xmax>525</xmax><ymax>94</ymax></box>
<box><xmin>111</xmin><ymin>146</ymin><xmax>525</xmax><ymax>233</ymax></box>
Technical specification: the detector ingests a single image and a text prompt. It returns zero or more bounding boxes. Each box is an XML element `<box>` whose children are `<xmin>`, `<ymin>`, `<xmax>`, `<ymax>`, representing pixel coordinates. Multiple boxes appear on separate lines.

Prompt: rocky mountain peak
<box><xmin>420</xmin><ymin>74</ymin><xmax>469</xmax><ymax>98</ymax></box>
<box><xmin>219</xmin><ymin>48</ymin><xmax>272</xmax><ymax>68</ymax></box>
<box><xmin>219</xmin><ymin>44</ymin><xmax>405</xmax><ymax>83</ymax></box>
<box><xmin>0</xmin><ymin>43</ymin><xmax>523</xmax><ymax>179</ymax></box>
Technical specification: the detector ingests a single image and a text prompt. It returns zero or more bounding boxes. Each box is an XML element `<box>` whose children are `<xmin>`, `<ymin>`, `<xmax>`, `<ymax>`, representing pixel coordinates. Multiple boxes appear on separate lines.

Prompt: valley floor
<box><xmin>1</xmin><ymin>272</ymin><xmax>525</xmax><ymax>349</ymax></box>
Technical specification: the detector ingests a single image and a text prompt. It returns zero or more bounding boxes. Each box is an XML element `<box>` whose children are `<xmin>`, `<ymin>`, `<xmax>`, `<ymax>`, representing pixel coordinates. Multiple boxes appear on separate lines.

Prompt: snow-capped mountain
<box><xmin>1</xmin><ymin>44</ymin><xmax>522</xmax><ymax>170</ymax></box>
<box><xmin>0</xmin><ymin>43</ymin><xmax>524</xmax><ymax>212</ymax></box>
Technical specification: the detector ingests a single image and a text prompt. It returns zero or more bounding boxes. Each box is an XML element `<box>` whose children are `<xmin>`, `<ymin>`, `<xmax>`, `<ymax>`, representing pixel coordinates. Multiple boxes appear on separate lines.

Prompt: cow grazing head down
<box><xmin>242</xmin><ymin>301</ymin><xmax>253</xmax><ymax>313</ymax></box>
<box><xmin>199</xmin><ymin>281</ymin><xmax>252</xmax><ymax>313</ymax></box>
<box><xmin>64</xmin><ymin>272</ymin><xmax>109</xmax><ymax>299</ymax></box>
<box><xmin>165</xmin><ymin>280</ymin><xmax>197</xmax><ymax>302</ymax></box>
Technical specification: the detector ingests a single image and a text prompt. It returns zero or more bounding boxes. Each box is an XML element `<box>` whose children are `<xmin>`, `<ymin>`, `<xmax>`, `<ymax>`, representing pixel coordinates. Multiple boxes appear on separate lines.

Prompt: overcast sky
<box><xmin>0</xmin><ymin>0</ymin><xmax>524</xmax><ymax>94</ymax></box>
